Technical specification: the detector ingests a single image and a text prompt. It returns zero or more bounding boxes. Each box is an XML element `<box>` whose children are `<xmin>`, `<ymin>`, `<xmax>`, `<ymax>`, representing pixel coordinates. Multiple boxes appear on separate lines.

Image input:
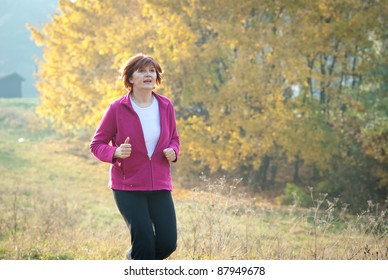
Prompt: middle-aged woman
<box><xmin>90</xmin><ymin>53</ymin><xmax>180</xmax><ymax>260</ymax></box>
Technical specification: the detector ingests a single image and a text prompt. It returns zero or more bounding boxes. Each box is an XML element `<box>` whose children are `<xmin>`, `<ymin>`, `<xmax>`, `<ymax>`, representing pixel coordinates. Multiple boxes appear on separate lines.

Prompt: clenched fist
<box><xmin>114</xmin><ymin>137</ymin><xmax>131</xmax><ymax>159</ymax></box>
<box><xmin>163</xmin><ymin>148</ymin><xmax>176</xmax><ymax>162</ymax></box>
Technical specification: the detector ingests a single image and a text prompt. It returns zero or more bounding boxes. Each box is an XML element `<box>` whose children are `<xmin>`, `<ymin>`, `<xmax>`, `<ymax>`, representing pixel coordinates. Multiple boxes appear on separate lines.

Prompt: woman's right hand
<box><xmin>114</xmin><ymin>137</ymin><xmax>131</xmax><ymax>159</ymax></box>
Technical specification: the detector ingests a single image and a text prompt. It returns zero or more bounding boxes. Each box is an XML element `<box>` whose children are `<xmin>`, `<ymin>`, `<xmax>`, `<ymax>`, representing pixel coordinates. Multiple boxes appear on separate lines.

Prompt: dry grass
<box><xmin>0</xmin><ymin>99</ymin><xmax>386</xmax><ymax>260</ymax></box>
<box><xmin>173</xmin><ymin>176</ymin><xmax>387</xmax><ymax>260</ymax></box>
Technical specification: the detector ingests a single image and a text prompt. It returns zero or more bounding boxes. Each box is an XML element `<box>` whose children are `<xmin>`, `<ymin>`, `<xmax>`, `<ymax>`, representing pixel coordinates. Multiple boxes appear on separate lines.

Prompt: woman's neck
<box><xmin>131</xmin><ymin>90</ymin><xmax>153</xmax><ymax>108</ymax></box>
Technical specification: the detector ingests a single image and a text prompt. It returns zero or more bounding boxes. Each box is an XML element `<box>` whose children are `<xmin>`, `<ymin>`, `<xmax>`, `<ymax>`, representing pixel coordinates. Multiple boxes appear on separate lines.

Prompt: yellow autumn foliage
<box><xmin>29</xmin><ymin>0</ymin><xmax>387</xmax><ymax>208</ymax></box>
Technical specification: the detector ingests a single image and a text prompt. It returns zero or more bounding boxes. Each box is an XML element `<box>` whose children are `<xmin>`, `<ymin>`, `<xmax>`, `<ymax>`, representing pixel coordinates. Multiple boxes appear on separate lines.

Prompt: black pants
<box><xmin>113</xmin><ymin>190</ymin><xmax>177</xmax><ymax>260</ymax></box>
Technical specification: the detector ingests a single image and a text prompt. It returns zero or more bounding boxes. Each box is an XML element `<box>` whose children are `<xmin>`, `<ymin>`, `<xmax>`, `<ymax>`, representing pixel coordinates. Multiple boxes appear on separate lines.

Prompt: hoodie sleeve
<box><xmin>89</xmin><ymin>103</ymin><xmax>118</xmax><ymax>164</ymax></box>
<box><xmin>168</xmin><ymin>102</ymin><xmax>180</xmax><ymax>163</ymax></box>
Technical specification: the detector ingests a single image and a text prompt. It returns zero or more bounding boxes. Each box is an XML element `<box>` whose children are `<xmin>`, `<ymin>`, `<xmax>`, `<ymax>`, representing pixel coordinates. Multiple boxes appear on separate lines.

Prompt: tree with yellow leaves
<box><xmin>28</xmin><ymin>0</ymin><xmax>152</xmax><ymax>132</ymax></box>
<box><xmin>30</xmin><ymin>0</ymin><xmax>387</xmax><ymax>210</ymax></box>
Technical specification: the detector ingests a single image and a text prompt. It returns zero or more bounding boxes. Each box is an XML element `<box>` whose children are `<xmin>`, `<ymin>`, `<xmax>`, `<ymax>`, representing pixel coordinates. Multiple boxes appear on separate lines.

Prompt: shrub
<box><xmin>281</xmin><ymin>183</ymin><xmax>311</xmax><ymax>208</ymax></box>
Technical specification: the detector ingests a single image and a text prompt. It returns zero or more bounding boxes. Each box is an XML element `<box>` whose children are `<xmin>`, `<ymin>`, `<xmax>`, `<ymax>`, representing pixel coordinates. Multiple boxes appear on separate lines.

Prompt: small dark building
<box><xmin>0</xmin><ymin>73</ymin><xmax>25</xmax><ymax>98</ymax></box>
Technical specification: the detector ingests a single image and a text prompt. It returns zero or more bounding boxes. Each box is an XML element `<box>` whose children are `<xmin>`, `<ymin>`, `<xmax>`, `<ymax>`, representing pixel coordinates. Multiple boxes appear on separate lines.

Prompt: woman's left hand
<box><xmin>163</xmin><ymin>148</ymin><xmax>176</xmax><ymax>162</ymax></box>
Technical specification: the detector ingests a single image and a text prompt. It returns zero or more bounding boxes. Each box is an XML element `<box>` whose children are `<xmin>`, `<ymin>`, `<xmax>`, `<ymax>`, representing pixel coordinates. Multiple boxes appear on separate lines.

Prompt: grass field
<box><xmin>0</xmin><ymin>98</ymin><xmax>386</xmax><ymax>260</ymax></box>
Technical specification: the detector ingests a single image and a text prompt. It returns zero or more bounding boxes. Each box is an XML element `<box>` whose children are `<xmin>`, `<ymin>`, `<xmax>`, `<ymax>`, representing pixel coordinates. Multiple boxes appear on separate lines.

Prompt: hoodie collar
<box><xmin>120</xmin><ymin>91</ymin><xmax>169</xmax><ymax>110</ymax></box>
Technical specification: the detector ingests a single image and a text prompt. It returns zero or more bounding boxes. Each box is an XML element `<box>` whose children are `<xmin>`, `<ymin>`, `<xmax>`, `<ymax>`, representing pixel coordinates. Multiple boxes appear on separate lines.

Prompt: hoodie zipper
<box><xmin>149</xmin><ymin>156</ymin><xmax>153</xmax><ymax>190</ymax></box>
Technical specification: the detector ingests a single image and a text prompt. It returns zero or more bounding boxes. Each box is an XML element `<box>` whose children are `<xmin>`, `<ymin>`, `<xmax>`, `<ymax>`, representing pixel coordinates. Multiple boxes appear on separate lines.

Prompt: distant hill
<box><xmin>0</xmin><ymin>0</ymin><xmax>58</xmax><ymax>97</ymax></box>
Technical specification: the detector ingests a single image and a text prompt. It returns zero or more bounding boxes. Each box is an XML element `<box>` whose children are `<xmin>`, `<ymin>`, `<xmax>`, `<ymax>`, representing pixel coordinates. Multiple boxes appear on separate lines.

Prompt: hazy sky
<box><xmin>0</xmin><ymin>0</ymin><xmax>58</xmax><ymax>97</ymax></box>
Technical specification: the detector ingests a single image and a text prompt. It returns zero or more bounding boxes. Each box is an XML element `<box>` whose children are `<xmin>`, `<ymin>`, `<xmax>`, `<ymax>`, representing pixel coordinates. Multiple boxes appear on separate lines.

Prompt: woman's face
<box><xmin>130</xmin><ymin>64</ymin><xmax>157</xmax><ymax>91</ymax></box>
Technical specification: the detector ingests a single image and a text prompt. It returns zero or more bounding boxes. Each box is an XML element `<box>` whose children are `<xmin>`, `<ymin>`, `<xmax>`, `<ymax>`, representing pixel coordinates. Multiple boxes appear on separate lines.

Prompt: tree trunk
<box><xmin>258</xmin><ymin>155</ymin><xmax>271</xmax><ymax>191</ymax></box>
<box><xmin>293</xmin><ymin>155</ymin><xmax>300</xmax><ymax>183</ymax></box>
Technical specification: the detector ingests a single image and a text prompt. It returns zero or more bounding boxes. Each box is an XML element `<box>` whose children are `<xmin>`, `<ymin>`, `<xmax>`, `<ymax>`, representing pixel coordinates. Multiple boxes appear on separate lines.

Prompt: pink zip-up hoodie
<box><xmin>90</xmin><ymin>92</ymin><xmax>180</xmax><ymax>191</ymax></box>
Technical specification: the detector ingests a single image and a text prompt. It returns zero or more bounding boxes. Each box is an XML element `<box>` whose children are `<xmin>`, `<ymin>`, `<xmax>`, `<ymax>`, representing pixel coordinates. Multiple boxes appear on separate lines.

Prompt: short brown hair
<box><xmin>120</xmin><ymin>53</ymin><xmax>163</xmax><ymax>91</ymax></box>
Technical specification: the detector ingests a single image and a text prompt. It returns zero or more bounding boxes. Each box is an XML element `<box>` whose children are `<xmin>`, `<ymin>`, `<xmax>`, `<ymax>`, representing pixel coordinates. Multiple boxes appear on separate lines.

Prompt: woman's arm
<box><xmin>167</xmin><ymin>103</ymin><xmax>180</xmax><ymax>163</ymax></box>
<box><xmin>90</xmin><ymin>104</ymin><xmax>118</xmax><ymax>163</ymax></box>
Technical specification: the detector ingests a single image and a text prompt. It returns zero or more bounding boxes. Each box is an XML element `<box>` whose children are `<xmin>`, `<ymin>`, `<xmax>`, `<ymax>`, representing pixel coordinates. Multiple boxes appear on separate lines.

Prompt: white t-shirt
<box><xmin>130</xmin><ymin>96</ymin><xmax>160</xmax><ymax>157</ymax></box>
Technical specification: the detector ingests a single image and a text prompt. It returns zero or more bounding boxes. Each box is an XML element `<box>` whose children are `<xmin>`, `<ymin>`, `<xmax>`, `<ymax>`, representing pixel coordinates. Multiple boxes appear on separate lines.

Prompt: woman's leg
<box><xmin>148</xmin><ymin>190</ymin><xmax>177</xmax><ymax>260</ymax></box>
<box><xmin>112</xmin><ymin>190</ymin><xmax>156</xmax><ymax>260</ymax></box>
